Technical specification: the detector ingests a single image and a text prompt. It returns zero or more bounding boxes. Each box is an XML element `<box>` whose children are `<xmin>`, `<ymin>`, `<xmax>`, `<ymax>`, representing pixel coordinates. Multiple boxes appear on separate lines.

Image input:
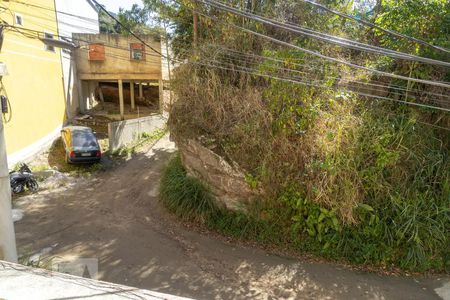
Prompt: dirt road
<box><xmin>13</xmin><ymin>135</ymin><xmax>449</xmax><ymax>299</ymax></box>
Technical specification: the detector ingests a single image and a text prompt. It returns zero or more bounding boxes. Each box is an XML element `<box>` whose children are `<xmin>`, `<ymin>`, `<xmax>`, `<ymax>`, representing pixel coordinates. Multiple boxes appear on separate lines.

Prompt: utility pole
<box><xmin>163</xmin><ymin>21</ymin><xmax>172</xmax><ymax>106</ymax></box>
<box><xmin>0</xmin><ymin>120</ymin><xmax>17</xmax><ymax>263</ymax></box>
<box><xmin>193</xmin><ymin>0</ymin><xmax>198</xmax><ymax>49</ymax></box>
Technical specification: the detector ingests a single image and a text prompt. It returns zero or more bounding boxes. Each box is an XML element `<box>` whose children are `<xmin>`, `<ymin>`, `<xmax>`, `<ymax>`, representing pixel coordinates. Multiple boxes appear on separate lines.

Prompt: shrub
<box><xmin>160</xmin><ymin>156</ymin><xmax>449</xmax><ymax>272</ymax></box>
<box><xmin>160</xmin><ymin>155</ymin><xmax>220</xmax><ymax>222</ymax></box>
<box><xmin>167</xmin><ymin>63</ymin><xmax>449</xmax><ymax>272</ymax></box>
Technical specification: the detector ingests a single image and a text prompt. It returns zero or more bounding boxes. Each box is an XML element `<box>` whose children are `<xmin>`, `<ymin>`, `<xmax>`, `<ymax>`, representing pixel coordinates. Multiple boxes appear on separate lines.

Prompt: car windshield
<box><xmin>72</xmin><ymin>130</ymin><xmax>97</xmax><ymax>149</ymax></box>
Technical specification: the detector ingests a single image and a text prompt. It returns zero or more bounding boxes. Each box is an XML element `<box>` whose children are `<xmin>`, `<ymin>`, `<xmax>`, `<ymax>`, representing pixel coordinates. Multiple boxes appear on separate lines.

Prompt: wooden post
<box><xmin>130</xmin><ymin>81</ymin><xmax>135</xmax><ymax>111</ymax></box>
<box><xmin>138</xmin><ymin>82</ymin><xmax>143</xmax><ymax>101</ymax></box>
<box><xmin>193</xmin><ymin>0</ymin><xmax>198</xmax><ymax>49</ymax></box>
<box><xmin>0</xmin><ymin>121</ymin><xmax>17</xmax><ymax>262</ymax></box>
<box><xmin>118</xmin><ymin>79</ymin><xmax>124</xmax><ymax>120</ymax></box>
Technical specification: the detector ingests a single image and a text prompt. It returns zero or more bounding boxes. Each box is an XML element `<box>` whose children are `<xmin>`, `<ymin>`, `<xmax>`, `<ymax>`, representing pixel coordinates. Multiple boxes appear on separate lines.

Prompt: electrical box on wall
<box><xmin>88</xmin><ymin>44</ymin><xmax>105</xmax><ymax>61</ymax></box>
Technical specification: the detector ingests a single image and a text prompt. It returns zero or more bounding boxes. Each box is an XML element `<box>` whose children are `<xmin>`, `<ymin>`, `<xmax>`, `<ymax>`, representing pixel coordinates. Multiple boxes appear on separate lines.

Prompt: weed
<box><xmin>168</xmin><ymin>62</ymin><xmax>449</xmax><ymax>272</ymax></box>
<box><xmin>19</xmin><ymin>253</ymin><xmax>58</xmax><ymax>270</ymax></box>
<box><xmin>161</xmin><ymin>154</ymin><xmax>450</xmax><ymax>272</ymax></box>
<box><xmin>160</xmin><ymin>155</ymin><xmax>221</xmax><ymax>222</ymax></box>
<box><xmin>112</xmin><ymin>128</ymin><xmax>167</xmax><ymax>158</ymax></box>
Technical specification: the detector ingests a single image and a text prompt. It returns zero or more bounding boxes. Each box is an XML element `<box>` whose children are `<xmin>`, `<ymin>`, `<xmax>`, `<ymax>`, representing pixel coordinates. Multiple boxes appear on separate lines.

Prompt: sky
<box><xmin>96</xmin><ymin>0</ymin><xmax>142</xmax><ymax>13</ymax></box>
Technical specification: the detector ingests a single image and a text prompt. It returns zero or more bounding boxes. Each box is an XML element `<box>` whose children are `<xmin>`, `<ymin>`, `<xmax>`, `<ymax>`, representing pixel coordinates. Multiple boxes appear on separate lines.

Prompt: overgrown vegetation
<box><xmin>161</xmin><ymin>155</ymin><xmax>449</xmax><ymax>272</ymax></box>
<box><xmin>153</xmin><ymin>0</ymin><xmax>450</xmax><ymax>272</ymax></box>
<box><xmin>160</xmin><ymin>155</ymin><xmax>220</xmax><ymax>221</ymax></box>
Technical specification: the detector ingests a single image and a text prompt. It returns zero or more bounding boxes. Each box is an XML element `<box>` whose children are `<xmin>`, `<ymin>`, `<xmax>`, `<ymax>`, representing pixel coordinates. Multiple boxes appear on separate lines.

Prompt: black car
<box><xmin>61</xmin><ymin>126</ymin><xmax>101</xmax><ymax>163</ymax></box>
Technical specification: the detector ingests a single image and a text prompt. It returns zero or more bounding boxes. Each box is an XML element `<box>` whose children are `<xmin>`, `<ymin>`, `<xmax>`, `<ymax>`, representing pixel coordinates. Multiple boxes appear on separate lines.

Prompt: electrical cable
<box><xmin>4</xmin><ymin>0</ymin><xmax>100</xmax><ymax>24</ymax></box>
<box><xmin>89</xmin><ymin>0</ymin><xmax>164</xmax><ymax>57</ymax></box>
<box><xmin>6</xmin><ymin>21</ymin><xmax>449</xmax><ymax>110</ymax></box>
<box><xmin>2</xmin><ymin>10</ymin><xmax>450</xmax><ymax>114</ymax></box>
<box><xmin>189</xmin><ymin>58</ymin><xmax>450</xmax><ymax>113</ymax></box>
<box><xmin>204</xmin><ymin>44</ymin><xmax>450</xmax><ymax>100</ymax></box>
<box><xmin>297</xmin><ymin>0</ymin><xmax>450</xmax><ymax>54</ymax></box>
<box><xmin>185</xmin><ymin>2</ymin><xmax>450</xmax><ymax>89</ymax></box>
<box><xmin>203</xmin><ymin>0</ymin><xmax>450</xmax><ymax>67</ymax></box>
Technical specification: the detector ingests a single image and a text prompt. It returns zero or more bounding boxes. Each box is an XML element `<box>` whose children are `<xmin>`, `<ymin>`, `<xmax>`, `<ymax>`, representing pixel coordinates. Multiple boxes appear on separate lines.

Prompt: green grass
<box><xmin>160</xmin><ymin>154</ymin><xmax>450</xmax><ymax>273</ymax></box>
<box><xmin>112</xmin><ymin>128</ymin><xmax>167</xmax><ymax>158</ymax></box>
<box><xmin>160</xmin><ymin>155</ymin><xmax>221</xmax><ymax>222</ymax></box>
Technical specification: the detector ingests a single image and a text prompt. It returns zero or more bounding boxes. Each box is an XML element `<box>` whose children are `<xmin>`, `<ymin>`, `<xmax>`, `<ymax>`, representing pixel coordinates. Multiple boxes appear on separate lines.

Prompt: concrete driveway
<box><xmin>12</xmin><ymin>135</ymin><xmax>450</xmax><ymax>299</ymax></box>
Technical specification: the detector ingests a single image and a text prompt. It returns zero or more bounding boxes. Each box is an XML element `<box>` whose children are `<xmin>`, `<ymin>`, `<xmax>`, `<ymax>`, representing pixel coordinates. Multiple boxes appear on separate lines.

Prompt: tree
<box><xmin>117</xmin><ymin>4</ymin><xmax>154</xmax><ymax>34</ymax></box>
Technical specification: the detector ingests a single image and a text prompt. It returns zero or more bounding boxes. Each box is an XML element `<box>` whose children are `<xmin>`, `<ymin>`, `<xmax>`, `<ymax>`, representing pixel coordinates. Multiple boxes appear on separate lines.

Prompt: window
<box><xmin>130</xmin><ymin>43</ymin><xmax>145</xmax><ymax>61</ymax></box>
<box><xmin>14</xmin><ymin>13</ymin><xmax>23</xmax><ymax>26</ymax></box>
<box><xmin>44</xmin><ymin>32</ymin><xmax>55</xmax><ymax>52</ymax></box>
<box><xmin>88</xmin><ymin>44</ymin><xmax>105</xmax><ymax>61</ymax></box>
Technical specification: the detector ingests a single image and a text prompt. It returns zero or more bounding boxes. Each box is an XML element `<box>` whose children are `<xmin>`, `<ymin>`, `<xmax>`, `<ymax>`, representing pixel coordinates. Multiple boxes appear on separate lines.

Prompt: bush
<box><xmin>167</xmin><ymin>59</ymin><xmax>449</xmax><ymax>272</ymax></box>
<box><xmin>161</xmin><ymin>147</ymin><xmax>449</xmax><ymax>272</ymax></box>
<box><xmin>160</xmin><ymin>155</ymin><xmax>220</xmax><ymax>222</ymax></box>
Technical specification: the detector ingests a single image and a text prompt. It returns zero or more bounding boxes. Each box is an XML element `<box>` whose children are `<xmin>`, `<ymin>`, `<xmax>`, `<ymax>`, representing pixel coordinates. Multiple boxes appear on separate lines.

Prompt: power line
<box><xmin>188</xmin><ymin>2</ymin><xmax>450</xmax><ymax>89</ymax></box>
<box><xmin>298</xmin><ymin>0</ymin><xmax>450</xmax><ymax>55</ymax></box>
<box><xmin>1</xmin><ymin>23</ymin><xmax>162</xmax><ymax>58</ymax></box>
<box><xmin>199</xmin><ymin>54</ymin><xmax>450</xmax><ymax>107</ymax></box>
<box><xmin>204</xmin><ymin>0</ymin><xmax>450</xmax><ymax>67</ymax></box>
<box><xmin>5</xmin><ymin>20</ymin><xmax>438</xmax><ymax>102</ymax></box>
<box><xmin>4</xmin><ymin>0</ymin><xmax>100</xmax><ymax>24</ymax></box>
<box><xmin>5</xmin><ymin>20</ymin><xmax>449</xmax><ymax>103</ymax></box>
<box><xmin>3</xmin><ymin>10</ymin><xmax>449</xmax><ymax>114</ymax></box>
<box><xmin>6</xmin><ymin>0</ymin><xmax>166</xmax><ymax>58</ymax></box>
<box><xmin>3</xmin><ymin>9</ymin><xmax>100</xmax><ymax>35</ymax></box>
<box><xmin>190</xmin><ymin>58</ymin><xmax>450</xmax><ymax>113</ymax></box>
<box><xmin>204</xmin><ymin>44</ymin><xmax>450</xmax><ymax>100</ymax></box>
<box><xmin>90</xmin><ymin>0</ymin><xmax>164</xmax><ymax>57</ymax></box>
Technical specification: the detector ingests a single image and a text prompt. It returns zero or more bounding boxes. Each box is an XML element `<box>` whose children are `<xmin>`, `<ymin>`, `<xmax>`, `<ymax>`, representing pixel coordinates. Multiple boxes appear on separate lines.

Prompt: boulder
<box><xmin>178</xmin><ymin>139</ymin><xmax>259</xmax><ymax>211</ymax></box>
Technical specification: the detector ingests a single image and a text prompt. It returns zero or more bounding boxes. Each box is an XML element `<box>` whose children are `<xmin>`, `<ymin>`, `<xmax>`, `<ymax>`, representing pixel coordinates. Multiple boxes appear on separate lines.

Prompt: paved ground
<box><xmin>13</xmin><ymin>135</ymin><xmax>450</xmax><ymax>300</ymax></box>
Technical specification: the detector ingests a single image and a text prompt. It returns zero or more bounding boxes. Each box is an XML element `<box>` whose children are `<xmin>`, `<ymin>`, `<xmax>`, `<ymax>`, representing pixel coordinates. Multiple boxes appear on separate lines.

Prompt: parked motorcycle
<box><xmin>9</xmin><ymin>163</ymin><xmax>39</xmax><ymax>194</ymax></box>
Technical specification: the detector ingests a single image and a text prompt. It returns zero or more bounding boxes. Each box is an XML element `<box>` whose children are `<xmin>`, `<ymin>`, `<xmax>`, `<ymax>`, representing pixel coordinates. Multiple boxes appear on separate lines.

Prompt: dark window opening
<box><xmin>130</xmin><ymin>43</ymin><xmax>145</xmax><ymax>61</ymax></box>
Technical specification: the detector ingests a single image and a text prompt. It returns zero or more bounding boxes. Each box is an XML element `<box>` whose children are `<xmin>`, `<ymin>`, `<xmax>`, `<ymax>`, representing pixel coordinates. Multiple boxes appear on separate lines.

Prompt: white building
<box><xmin>54</xmin><ymin>0</ymin><xmax>100</xmax><ymax>120</ymax></box>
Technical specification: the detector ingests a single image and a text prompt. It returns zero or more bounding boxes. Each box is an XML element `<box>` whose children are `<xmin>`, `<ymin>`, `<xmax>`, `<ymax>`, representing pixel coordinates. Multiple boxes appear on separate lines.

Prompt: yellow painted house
<box><xmin>0</xmin><ymin>0</ymin><xmax>66</xmax><ymax>166</ymax></box>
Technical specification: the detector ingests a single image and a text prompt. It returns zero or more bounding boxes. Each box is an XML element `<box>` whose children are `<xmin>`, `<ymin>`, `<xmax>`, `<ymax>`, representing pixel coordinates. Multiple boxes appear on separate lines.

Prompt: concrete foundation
<box><xmin>108</xmin><ymin>114</ymin><xmax>167</xmax><ymax>151</ymax></box>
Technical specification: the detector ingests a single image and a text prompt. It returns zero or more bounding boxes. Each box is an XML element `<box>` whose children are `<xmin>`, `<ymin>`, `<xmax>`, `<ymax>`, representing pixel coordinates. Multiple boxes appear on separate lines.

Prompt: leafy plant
<box><xmin>160</xmin><ymin>155</ymin><xmax>221</xmax><ymax>222</ymax></box>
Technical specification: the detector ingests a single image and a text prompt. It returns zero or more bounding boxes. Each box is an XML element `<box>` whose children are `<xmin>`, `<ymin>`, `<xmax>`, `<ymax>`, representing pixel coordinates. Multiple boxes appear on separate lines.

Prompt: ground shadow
<box><xmin>12</xmin><ymin>137</ymin><xmax>443</xmax><ymax>300</ymax></box>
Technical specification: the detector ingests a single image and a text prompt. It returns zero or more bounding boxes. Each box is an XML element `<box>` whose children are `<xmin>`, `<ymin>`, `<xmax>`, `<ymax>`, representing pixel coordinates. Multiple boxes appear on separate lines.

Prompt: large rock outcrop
<box><xmin>177</xmin><ymin>139</ymin><xmax>259</xmax><ymax>211</ymax></box>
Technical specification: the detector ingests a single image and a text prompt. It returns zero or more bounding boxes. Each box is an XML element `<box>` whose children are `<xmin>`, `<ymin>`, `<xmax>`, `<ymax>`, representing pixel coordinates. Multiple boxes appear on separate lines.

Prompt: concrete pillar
<box><xmin>76</xmin><ymin>79</ymin><xmax>85</xmax><ymax>114</ymax></box>
<box><xmin>130</xmin><ymin>81</ymin><xmax>135</xmax><ymax>111</ymax></box>
<box><xmin>118</xmin><ymin>79</ymin><xmax>124</xmax><ymax>120</ymax></box>
<box><xmin>138</xmin><ymin>82</ymin><xmax>143</xmax><ymax>100</ymax></box>
<box><xmin>0</xmin><ymin>121</ymin><xmax>18</xmax><ymax>263</ymax></box>
<box><xmin>98</xmin><ymin>83</ymin><xmax>105</xmax><ymax>109</ymax></box>
<box><xmin>81</xmin><ymin>80</ymin><xmax>90</xmax><ymax>112</ymax></box>
<box><xmin>158</xmin><ymin>79</ymin><xmax>163</xmax><ymax>113</ymax></box>
<box><xmin>88</xmin><ymin>81</ymin><xmax>97</xmax><ymax>109</ymax></box>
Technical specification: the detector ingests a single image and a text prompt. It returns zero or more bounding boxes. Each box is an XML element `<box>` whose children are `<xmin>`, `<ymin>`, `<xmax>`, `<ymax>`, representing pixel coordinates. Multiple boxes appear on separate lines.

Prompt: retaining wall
<box><xmin>108</xmin><ymin>114</ymin><xmax>166</xmax><ymax>151</ymax></box>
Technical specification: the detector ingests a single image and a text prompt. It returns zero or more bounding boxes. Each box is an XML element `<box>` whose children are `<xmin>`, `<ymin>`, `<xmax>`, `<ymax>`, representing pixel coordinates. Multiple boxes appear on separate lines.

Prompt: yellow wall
<box><xmin>0</xmin><ymin>0</ymin><xmax>65</xmax><ymax>156</ymax></box>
